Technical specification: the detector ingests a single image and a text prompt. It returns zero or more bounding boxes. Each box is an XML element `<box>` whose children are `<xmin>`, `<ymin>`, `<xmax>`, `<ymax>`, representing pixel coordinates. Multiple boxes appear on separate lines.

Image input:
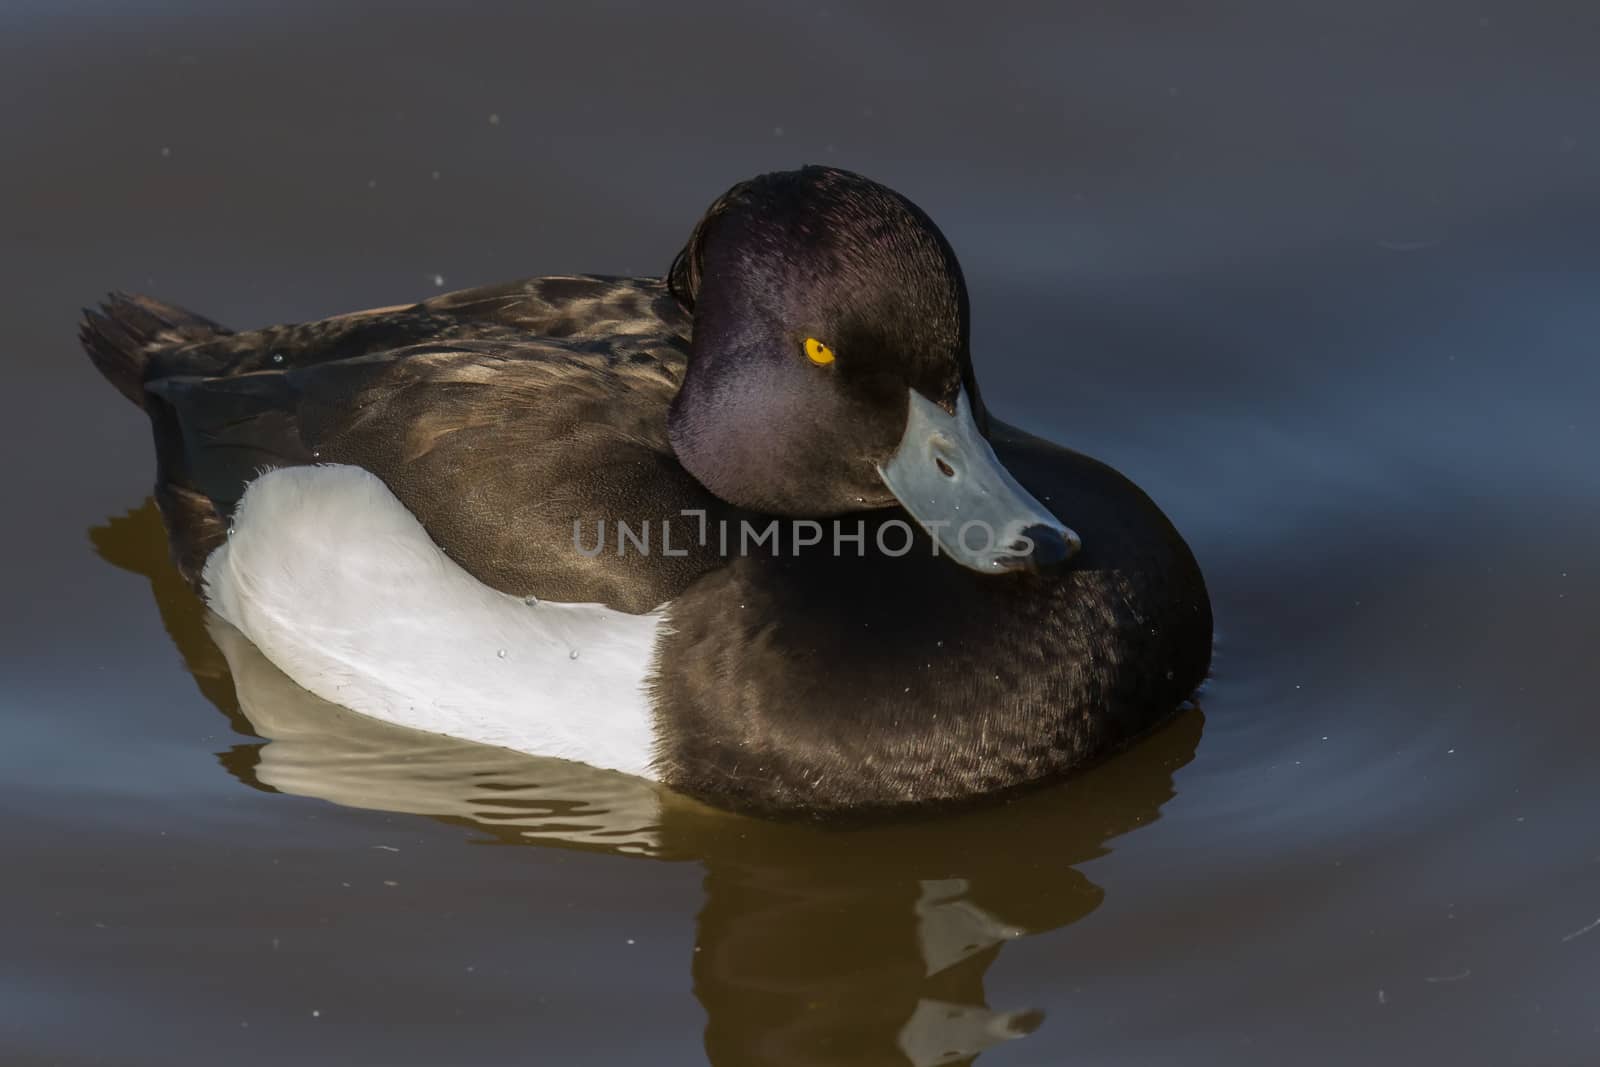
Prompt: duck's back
<box><xmin>81</xmin><ymin>276</ymin><xmax>739</xmax><ymax>611</ymax></box>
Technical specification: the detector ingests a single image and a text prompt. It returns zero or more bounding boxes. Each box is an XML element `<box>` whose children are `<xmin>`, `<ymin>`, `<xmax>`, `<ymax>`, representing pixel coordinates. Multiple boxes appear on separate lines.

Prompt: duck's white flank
<box><xmin>202</xmin><ymin>465</ymin><xmax>665</xmax><ymax>780</ymax></box>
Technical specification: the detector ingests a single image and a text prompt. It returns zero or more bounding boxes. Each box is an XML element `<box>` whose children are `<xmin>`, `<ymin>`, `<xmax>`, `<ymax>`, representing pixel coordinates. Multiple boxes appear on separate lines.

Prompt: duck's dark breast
<box><xmin>648</xmin><ymin>426</ymin><xmax>1212</xmax><ymax>817</ymax></box>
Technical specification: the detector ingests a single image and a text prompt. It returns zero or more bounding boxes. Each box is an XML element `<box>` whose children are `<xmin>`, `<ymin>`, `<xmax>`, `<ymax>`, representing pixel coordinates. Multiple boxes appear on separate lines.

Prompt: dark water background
<box><xmin>4</xmin><ymin>2</ymin><xmax>1600</xmax><ymax>1064</ymax></box>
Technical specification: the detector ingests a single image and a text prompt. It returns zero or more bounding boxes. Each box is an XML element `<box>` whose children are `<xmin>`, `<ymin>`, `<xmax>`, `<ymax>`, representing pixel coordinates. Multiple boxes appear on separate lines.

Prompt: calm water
<box><xmin>5</xmin><ymin>2</ymin><xmax>1600</xmax><ymax>1064</ymax></box>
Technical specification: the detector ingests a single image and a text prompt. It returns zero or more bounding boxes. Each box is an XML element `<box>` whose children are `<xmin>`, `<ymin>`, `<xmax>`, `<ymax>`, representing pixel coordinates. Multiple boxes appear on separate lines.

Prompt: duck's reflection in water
<box><xmin>93</xmin><ymin>501</ymin><xmax>1202</xmax><ymax>1067</ymax></box>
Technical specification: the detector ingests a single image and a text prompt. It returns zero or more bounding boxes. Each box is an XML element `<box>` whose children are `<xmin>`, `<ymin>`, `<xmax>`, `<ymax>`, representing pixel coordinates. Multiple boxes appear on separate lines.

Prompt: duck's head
<box><xmin>667</xmin><ymin>166</ymin><xmax>1079</xmax><ymax>573</ymax></box>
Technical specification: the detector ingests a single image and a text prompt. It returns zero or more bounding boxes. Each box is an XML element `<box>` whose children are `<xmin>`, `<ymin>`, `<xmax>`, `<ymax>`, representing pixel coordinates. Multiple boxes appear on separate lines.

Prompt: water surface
<box><xmin>4</xmin><ymin>2</ymin><xmax>1599</xmax><ymax>1064</ymax></box>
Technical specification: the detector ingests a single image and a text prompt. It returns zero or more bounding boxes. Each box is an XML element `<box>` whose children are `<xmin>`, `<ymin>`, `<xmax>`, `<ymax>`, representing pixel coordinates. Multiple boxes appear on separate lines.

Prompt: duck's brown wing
<box><xmin>147</xmin><ymin>335</ymin><xmax>732</xmax><ymax>613</ymax></box>
<box><xmin>83</xmin><ymin>276</ymin><xmax>723</xmax><ymax>609</ymax></box>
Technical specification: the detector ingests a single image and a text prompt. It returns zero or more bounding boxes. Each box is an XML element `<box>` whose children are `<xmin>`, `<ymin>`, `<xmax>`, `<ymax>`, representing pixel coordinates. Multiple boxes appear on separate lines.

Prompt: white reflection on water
<box><xmin>210</xmin><ymin>614</ymin><xmax>676</xmax><ymax>857</ymax></box>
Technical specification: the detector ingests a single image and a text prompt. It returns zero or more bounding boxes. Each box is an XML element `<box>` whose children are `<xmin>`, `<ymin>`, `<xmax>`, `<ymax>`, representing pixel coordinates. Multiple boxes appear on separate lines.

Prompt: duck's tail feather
<box><xmin>79</xmin><ymin>293</ymin><xmax>232</xmax><ymax>409</ymax></box>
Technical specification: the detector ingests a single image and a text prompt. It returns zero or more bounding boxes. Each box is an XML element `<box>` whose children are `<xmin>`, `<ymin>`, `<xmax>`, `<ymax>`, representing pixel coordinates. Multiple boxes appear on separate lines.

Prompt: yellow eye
<box><xmin>803</xmin><ymin>337</ymin><xmax>836</xmax><ymax>365</ymax></box>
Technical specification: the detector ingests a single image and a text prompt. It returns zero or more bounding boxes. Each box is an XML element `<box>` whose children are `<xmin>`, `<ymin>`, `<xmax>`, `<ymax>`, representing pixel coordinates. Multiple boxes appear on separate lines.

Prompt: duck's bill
<box><xmin>878</xmin><ymin>388</ymin><xmax>1081</xmax><ymax>574</ymax></box>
